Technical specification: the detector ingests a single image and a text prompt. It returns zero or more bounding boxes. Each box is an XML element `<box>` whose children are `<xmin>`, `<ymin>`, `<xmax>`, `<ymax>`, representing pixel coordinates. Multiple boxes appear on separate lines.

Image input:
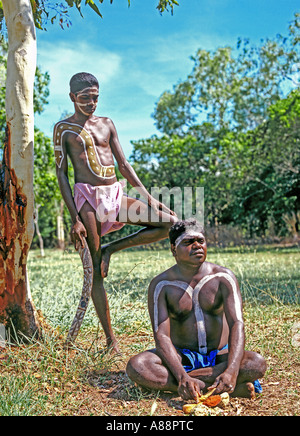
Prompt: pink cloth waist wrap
<box><xmin>74</xmin><ymin>181</ymin><xmax>126</xmax><ymax>236</ymax></box>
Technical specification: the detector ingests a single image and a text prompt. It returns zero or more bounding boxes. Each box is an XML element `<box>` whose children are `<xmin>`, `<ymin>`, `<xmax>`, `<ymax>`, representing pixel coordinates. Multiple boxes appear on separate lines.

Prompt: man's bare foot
<box><xmin>231</xmin><ymin>382</ymin><xmax>255</xmax><ymax>399</ymax></box>
<box><xmin>106</xmin><ymin>337</ymin><xmax>121</xmax><ymax>355</ymax></box>
<box><xmin>100</xmin><ymin>245</ymin><xmax>112</xmax><ymax>278</ymax></box>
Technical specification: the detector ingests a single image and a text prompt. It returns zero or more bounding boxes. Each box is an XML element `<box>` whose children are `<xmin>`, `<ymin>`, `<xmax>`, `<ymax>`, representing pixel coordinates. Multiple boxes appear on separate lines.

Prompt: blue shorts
<box><xmin>178</xmin><ymin>344</ymin><xmax>262</xmax><ymax>393</ymax></box>
<box><xmin>178</xmin><ymin>344</ymin><xmax>228</xmax><ymax>372</ymax></box>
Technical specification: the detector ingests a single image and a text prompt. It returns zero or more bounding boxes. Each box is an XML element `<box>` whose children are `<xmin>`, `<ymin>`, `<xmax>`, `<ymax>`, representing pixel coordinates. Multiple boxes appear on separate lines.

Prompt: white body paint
<box><xmin>53</xmin><ymin>121</ymin><xmax>115</xmax><ymax>179</ymax></box>
<box><xmin>153</xmin><ymin>272</ymin><xmax>242</xmax><ymax>355</ymax></box>
<box><xmin>1</xmin><ymin>0</ymin><xmax>40</xmax><ymax>332</ymax></box>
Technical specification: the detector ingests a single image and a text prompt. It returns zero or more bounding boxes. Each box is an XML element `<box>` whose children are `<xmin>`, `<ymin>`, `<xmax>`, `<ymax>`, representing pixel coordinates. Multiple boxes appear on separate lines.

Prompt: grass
<box><xmin>0</xmin><ymin>245</ymin><xmax>299</xmax><ymax>416</ymax></box>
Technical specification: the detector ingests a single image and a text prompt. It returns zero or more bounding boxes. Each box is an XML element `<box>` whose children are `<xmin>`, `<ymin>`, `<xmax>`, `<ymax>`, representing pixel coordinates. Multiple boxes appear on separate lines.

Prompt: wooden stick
<box><xmin>64</xmin><ymin>238</ymin><xmax>93</xmax><ymax>348</ymax></box>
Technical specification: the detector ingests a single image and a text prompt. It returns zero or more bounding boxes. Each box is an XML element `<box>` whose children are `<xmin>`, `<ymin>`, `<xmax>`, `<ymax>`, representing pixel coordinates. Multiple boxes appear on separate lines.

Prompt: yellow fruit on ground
<box><xmin>182</xmin><ymin>403</ymin><xmax>197</xmax><ymax>414</ymax></box>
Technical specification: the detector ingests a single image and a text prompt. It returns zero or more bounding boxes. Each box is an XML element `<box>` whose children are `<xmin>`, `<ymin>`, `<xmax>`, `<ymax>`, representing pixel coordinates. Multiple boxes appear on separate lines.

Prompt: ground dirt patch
<box><xmin>65</xmin><ymin>334</ymin><xmax>300</xmax><ymax>417</ymax></box>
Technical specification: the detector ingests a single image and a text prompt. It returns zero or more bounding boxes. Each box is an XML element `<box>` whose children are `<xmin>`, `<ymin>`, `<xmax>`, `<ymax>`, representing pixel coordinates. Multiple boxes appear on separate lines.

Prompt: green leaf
<box><xmin>85</xmin><ymin>0</ymin><xmax>102</xmax><ymax>17</ymax></box>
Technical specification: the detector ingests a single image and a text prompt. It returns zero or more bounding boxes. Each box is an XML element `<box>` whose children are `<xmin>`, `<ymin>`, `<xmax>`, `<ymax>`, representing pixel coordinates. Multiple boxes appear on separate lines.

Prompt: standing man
<box><xmin>54</xmin><ymin>72</ymin><xmax>177</xmax><ymax>353</ymax></box>
<box><xmin>126</xmin><ymin>219</ymin><xmax>266</xmax><ymax>399</ymax></box>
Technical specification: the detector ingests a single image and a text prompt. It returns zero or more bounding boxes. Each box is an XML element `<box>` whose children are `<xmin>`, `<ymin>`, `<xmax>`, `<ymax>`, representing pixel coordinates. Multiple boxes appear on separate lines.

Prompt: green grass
<box><xmin>27</xmin><ymin>245</ymin><xmax>299</xmax><ymax>332</ymax></box>
<box><xmin>0</xmin><ymin>245</ymin><xmax>299</xmax><ymax>416</ymax></box>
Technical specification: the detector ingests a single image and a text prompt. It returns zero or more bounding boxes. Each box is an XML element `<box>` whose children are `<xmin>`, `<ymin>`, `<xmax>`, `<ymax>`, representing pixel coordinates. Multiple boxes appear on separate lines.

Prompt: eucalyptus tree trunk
<box><xmin>0</xmin><ymin>0</ymin><xmax>40</xmax><ymax>338</ymax></box>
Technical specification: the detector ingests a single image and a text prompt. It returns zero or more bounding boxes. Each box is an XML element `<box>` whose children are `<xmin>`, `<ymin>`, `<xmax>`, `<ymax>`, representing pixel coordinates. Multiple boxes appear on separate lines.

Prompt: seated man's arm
<box><xmin>148</xmin><ymin>280</ymin><xmax>203</xmax><ymax>401</ymax></box>
<box><xmin>210</xmin><ymin>271</ymin><xmax>245</xmax><ymax>394</ymax></box>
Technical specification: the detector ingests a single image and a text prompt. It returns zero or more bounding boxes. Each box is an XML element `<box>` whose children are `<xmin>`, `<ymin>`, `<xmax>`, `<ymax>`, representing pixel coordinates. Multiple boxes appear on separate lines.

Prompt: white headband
<box><xmin>174</xmin><ymin>230</ymin><xmax>203</xmax><ymax>248</ymax></box>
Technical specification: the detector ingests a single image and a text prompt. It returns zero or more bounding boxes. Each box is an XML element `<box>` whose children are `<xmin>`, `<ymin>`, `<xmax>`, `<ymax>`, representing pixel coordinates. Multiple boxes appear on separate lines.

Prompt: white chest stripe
<box><xmin>153</xmin><ymin>272</ymin><xmax>242</xmax><ymax>355</ymax></box>
<box><xmin>54</xmin><ymin>121</ymin><xmax>116</xmax><ymax>178</ymax></box>
<box><xmin>153</xmin><ymin>280</ymin><xmax>192</xmax><ymax>337</ymax></box>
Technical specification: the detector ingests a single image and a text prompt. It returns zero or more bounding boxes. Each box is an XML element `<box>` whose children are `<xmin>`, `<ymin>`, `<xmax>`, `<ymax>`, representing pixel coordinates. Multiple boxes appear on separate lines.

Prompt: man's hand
<box><xmin>208</xmin><ymin>369</ymin><xmax>238</xmax><ymax>394</ymax></box>
<box><xmin>148</xmin><ymin>196</ymin><xmax>177</xmax><ymax>217</ymax></box>
<box><xmin>178</xmin><ymin>374</ymin><xmax>204</xmax><ymax>401</ymax></box>
<box><xmin>71</xmin><ymin>219</ymin><xmax>87</xmax><ymax>250</ymax></box>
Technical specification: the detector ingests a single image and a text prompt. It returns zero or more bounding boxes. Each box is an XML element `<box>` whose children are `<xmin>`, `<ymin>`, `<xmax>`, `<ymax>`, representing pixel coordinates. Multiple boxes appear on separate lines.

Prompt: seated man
<box><xmin>126</xmin><ymin>219</ymin><xmax>266</xmax><ymax>401</ymax></box>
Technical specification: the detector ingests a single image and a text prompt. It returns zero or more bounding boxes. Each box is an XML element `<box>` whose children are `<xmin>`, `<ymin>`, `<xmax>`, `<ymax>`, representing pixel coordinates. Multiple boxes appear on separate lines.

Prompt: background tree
<box><xmin>132</xmin><ymin>13</ymin><xmax>300</xmax><ymax>242</ymax></box>
<box><xmin>33</xmin><ymin>127</ymin><xmax>62</xmax><ymax>254</ymax></box>
<box><xmin>0</xmin><ymin>0</ymin><xmax>40</xmax><ymax>338</ymax></box>
<box><xmin>154</xmin><ymin>14</ymin><xmax>300</xmax><ymax>135</ymax></box>
<box><xmin>0</xmin><ymin>40</ymin><xmax>50</xmax><ymax>150</ymax></box>
<box><xmin>224</xmin><ymin>90</ymin><xmax>300</xmax><ymax>238</ymax></box>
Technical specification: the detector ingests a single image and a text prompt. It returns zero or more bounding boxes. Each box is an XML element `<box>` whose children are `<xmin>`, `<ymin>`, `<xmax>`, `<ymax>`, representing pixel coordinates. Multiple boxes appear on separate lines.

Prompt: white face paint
<box><xmin>174</xmin><ymin>230</ymin><xmax>204</xmax><ymax>248</ymax></box>
<box><xmin>76</xmin><ymin>86</ymin><xmax>98</xmax><ymax>96</ymax></box>
<box><xmin>74</xmin><ymin>86</ymin><xmax>99</xmax><ymax>117</ymax></box>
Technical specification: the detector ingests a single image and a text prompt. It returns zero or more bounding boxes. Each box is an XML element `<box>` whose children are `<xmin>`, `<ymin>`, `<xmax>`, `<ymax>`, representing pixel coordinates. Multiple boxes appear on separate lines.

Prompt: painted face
<box><xmin>173</xmin><ymin>231</ymin><xmax>207</xmax><ymax>264</ymax></box>
<box><xmin>72</xmin><ymin>86</ymin><xmax>99</xmax><ymax>117</ymax></box>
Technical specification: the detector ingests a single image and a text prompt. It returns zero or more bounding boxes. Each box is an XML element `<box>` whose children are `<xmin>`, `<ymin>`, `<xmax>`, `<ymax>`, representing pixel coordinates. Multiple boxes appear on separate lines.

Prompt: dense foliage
<box><xmin>131</xmin><ymin>14</ymin><xmax>300</xmax><ymax>241</ymax></box>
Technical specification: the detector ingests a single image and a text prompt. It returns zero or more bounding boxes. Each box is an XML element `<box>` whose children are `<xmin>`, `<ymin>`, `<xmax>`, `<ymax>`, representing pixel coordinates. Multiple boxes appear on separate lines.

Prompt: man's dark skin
<box><xmin>54</xmin><ymin>81</ymin><xmax>177</xmax><ymax>353</ymax></box>
<box><xmin>126</xmin><ymin>230</ymin><xmax>266</xmax><ymax>400</ymax></box>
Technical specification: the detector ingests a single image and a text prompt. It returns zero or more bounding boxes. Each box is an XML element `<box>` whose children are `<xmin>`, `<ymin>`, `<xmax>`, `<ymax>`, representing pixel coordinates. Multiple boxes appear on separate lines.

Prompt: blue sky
<box><xmin>35</xmin><ymin>0</ymin><xmax>300</xmax><ymax>158</ymax></box>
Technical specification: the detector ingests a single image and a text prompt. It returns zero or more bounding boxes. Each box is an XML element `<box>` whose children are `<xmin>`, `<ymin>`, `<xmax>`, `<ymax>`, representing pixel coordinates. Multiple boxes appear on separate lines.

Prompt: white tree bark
<box><xmin>3</xmin><ymin>0</ymin><xmax>36</xmax><ymax>190</ymax></box>
<box><xmin>0</xmin><ymin>0</ymin><xmax>39</xmax><ymax>336</ymax></box>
